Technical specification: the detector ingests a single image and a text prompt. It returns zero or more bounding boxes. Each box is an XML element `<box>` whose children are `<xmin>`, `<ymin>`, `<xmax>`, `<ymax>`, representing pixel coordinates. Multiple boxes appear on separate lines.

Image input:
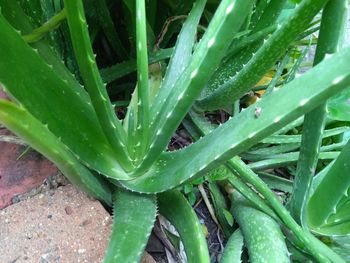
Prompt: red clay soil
<box><xmin>0</xmin><ymin>129</ymin><xmax>58</xmax><ymax>209</ymax></box>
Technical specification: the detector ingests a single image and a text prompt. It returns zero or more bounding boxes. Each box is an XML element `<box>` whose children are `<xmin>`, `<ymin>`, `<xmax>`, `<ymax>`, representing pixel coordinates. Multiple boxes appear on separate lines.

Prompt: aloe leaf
<box><xmin>227</xmin><ymin>173</ymin><xmax>276</xmax><ymax>219</ymax></box>
<box><xmin>264</xmin><ymin>50</ymin><xmax>290</xmax><ymax>96</ymax></box>
<box><xmin>0</xmin><ymin>0</ymin><xmax>87</xmax><ymax>100</ymax></box>
<box><xmin>200</xmin><ymin>0</ymin><xmax>286</xmax><ymax>102</ymax></box>
<box><xmin>92</xmin><ymin>0</ymin><xmax>128</xmax><ymax>59</ymax></box>
<box><xmin>137</xmin><ymin>0</ymin><xmax>255</xmax><ymax>173</ymax></box>
<box><xmin>104</xmin><ymin>190</ymin><xmax>157</xmax><ymax>263</ymax></box>
<box><xmin>39</xmin><ymin>1</ymin><xmax>79</xmax><ymax>78</ymax></box>
<box><xmin>122</xmin><ymin>46</ymin><xmax>350</xmax><ymax>193</ymax></box>
<box><xmin>134</xmin><ymin>0</ymin><xmax>150</xmax><ymax>158</ymax></box>
<box><xmin>0</xmin><ymin>99</ymin><xmax>112</xmax><ymax>206</ymax></box>
<box><xmin>22</xmin><ymin>8</ymin><xmax>66</xmax><ymax>43</ymax></box>
<box><xmin>158</xmin><ymin>190</ymin><xmax>210</xmax><ymax>263</ymax></box>
<box><xmin>220</xmin><ymin>229</ymin><xmax>244</xmax><ymax>263</ymax></box>
<box><xmin>328</xmin><ymin>236</ymin><xmax>350</xmax><ymax>262</ymax></box>
<box><xmin>306</xmin><ymin>141</ymin><xmax>350</xmax><ymax>236</ymax></box>
<box><xmin>249</xmin><ymin>0</ymin><xmax>286</xmax><ymax>33</ymax></box>
<box><xmin>207</xmin><ymin>182</ymin><xmax>234</xmax><ymax>238</ymax></box>
<box><xmin>231</xmin><ymin>191</ymin><xmax>290</xmax><ymax>263</ymax></box>
<box><xmin>226</xmin><ymin>158</ymin><xmax>345</xmax><ymax>263</ymax></box>
<box><xmin>249</xmin><ymin>0</ymin><xmax>269</xmax><ymax>30</ymax></box>
<box><xmin>257</xmin><ymin>172</ymin><xmax>293</xmax><ymax>193</ymax></box>
<box><xmin>186</xmin><ymin>113</ymin><xmax>276</xmax><ymax>219</ymax></box>
<box><xmin>328</xmin><ymin>88</ymin><xmax>350</xmax><ymax>122</ymax></box>
<box><xmin>100</xmin><ymin>48</ymin><xmax>173</xmax><ymax>83</ymax></box>
<box><xmin>321</xmin><ymin>141</ymin><xmax>348</xmax><ymax>152</ymax></box>
<box><xmin>0</xmin><ymin>12</ymin><xmax>129</xmax><ymax>180</ymax></box>
<box><xmin>275</xmin><ymin>116</ymin><xmax>304</xmax><ymax>135</ymax></box>
<box><xmin>248</xmin><ymin>151</ymin><xmax>339</xmax><ymax>172</ymax></box>
<box><xmin>225</xmin><ymin>24</ymin><xmax>276</xmax><ymax>60</ymax></box>
<box><xmin>242</xmin><ymin>143</ymin><xmax>300</xmax><ymax>160</ymax></box>
<box><xmin>150</xmin><ymin>0</ymin><xmax>207</xmax><ymax>120</ymax></box>
<box><xmin>289</xmin><ymin>0</ymin><xmax>348</xmax><ymax>226</ymax></box>
<box><xmin>261</xmin><ymin>127</ymin><xmax>348</xmax><ymax>144</ymax></box>
<box><xmin>197</xmin><ymin>0</ymin><xmax>330</xmax><ymax>110</ymax></box>
<box><xmin>248</xmin><ymin>143</ymin><xmax>300</xmax><ymax>155</ymax></box>
<box><xmin>63</xmin><ymin>0</ymin><xmax>133</xmax><ymax>170</ymax></box>
<box><xmin>240</xmin><ymin>140</ymin><xmax>347</xmax><ymax>161</ymax></box>
<box><xmin>284</xmin><ymin>39</ymin><xmax>312</xmax><ymax>84</ymax></box>
<box><xmin>19</xmin><ymin>0</ymin><xmax>44</xmax><ymax>26</ymax></box>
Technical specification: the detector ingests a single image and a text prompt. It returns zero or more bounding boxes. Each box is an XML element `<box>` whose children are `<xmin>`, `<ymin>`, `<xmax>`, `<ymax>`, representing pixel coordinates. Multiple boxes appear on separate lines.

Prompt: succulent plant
<box><xmin>0</xmin><ymin>0</ymin><xmax>350</xmax><ymax>262</ymax></box>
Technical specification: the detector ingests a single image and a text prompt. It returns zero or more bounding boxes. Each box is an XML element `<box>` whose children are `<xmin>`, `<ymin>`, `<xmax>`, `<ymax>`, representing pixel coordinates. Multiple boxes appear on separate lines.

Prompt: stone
<box><xmin>0</xmin><ymin>184</ymin><xmax>109</xmax><ymax>262</ymax></box>
<box><xmin>0</xmin><ymin>184</ymin><xmax>157</xmax><ymax>263</ymax></box>
<box><xmin>0</xmin><ymin>129</ymin><xmax>58</xmax><ymax>209</ymax></box>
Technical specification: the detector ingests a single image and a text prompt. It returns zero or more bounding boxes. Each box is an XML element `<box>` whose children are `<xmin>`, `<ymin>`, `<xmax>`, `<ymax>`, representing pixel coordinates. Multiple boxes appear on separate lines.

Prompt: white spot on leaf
<box><xmin>208</xmin><ymin>38</ymin><xmax>215</xmax><ymax>48</ymax></box>
<box><xmin>226</xmin><ymin>3</ymin><xmax>234</xmax><ymax>14</ymax></box>
<box><xmin>191</xmin><ymin>69</ymin><xmax>198</xmax><ymax>79</ymax></box>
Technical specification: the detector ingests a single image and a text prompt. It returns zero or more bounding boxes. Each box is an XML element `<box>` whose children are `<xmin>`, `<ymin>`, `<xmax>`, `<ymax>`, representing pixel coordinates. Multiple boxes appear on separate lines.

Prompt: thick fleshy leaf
<box><xmin>64</xmin><ymin>0</ymin><xmax>132</xmax><ymax>170</ymax></box>
<box><xmin>197</xmin><ymin>0</ymin><xmax>330</xmax><ymax>110</ymax></box>
<box><xmin>158</xmin><ymin>190</ymin><xmax>210</xmax><ymax>263</ymax></box>
<box><xmin>0</xmin><ymin>100</ymin><xmax>112</xmax><ymax>205</ymax></box>
<box><xmin>328</xmin><ymin>88</ymin><xmax>350</xmax><ymax>121</ymax></box>
<box><xmin>307</xmin><ymin>141</ymin><xmax>350</xmax><ymax>236</ymax></box>
<box><xmin>150</xmin><ymin>0</ymin><xmax>207</xmax><ymax>119</ymax></box>
<box><xmin>231</xmin><ymin>191</ymin><xmax>290</xmax><ymax>263</ymax></box>
<box><xmin>136</xmin><ymin>0</ymin><xmax>255</xmax><ymax>173</ymax></box>
<box><xmin>121</xmin><ymin>47</ymin><xmax>350</xmax><ymax>193</ymax></box>
<box><xmin>220</xmin><ymin>229</ymin><xmax>244</xmax><ymax>263</ymax></box>
<box><xmin>0</xmin><ymin>11</ymin><xmax>129</xmax><ymax>179</ymax></box>
<box><xmin>104</xmin><ymin>190</ymin><xmax>157</xmax><ymax>263</ymax></box>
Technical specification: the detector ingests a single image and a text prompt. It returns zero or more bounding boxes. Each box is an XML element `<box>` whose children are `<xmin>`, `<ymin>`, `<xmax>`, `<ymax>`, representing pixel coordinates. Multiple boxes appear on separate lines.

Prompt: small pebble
<box><xmin>78</xmin><ymin>248</ymin><xmax>86</xmax><ymax>254</ymax></box>
<box><xmin>65</xmin><ymin>206</ymin><xmax>73</xmax><ymax>215</ymax></box>
<box><xmin>80</xmin><ymin>219</ymin><xmax>91</xmax><ymax>227</ymax></box>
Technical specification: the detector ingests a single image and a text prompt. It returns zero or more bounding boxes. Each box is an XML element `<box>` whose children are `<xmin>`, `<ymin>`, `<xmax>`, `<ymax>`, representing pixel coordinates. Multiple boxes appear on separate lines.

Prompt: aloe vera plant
<box><xmin>1</xmin><ymin>0</ymin><xmax>350</xmax><ymax>262</ymax></box>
